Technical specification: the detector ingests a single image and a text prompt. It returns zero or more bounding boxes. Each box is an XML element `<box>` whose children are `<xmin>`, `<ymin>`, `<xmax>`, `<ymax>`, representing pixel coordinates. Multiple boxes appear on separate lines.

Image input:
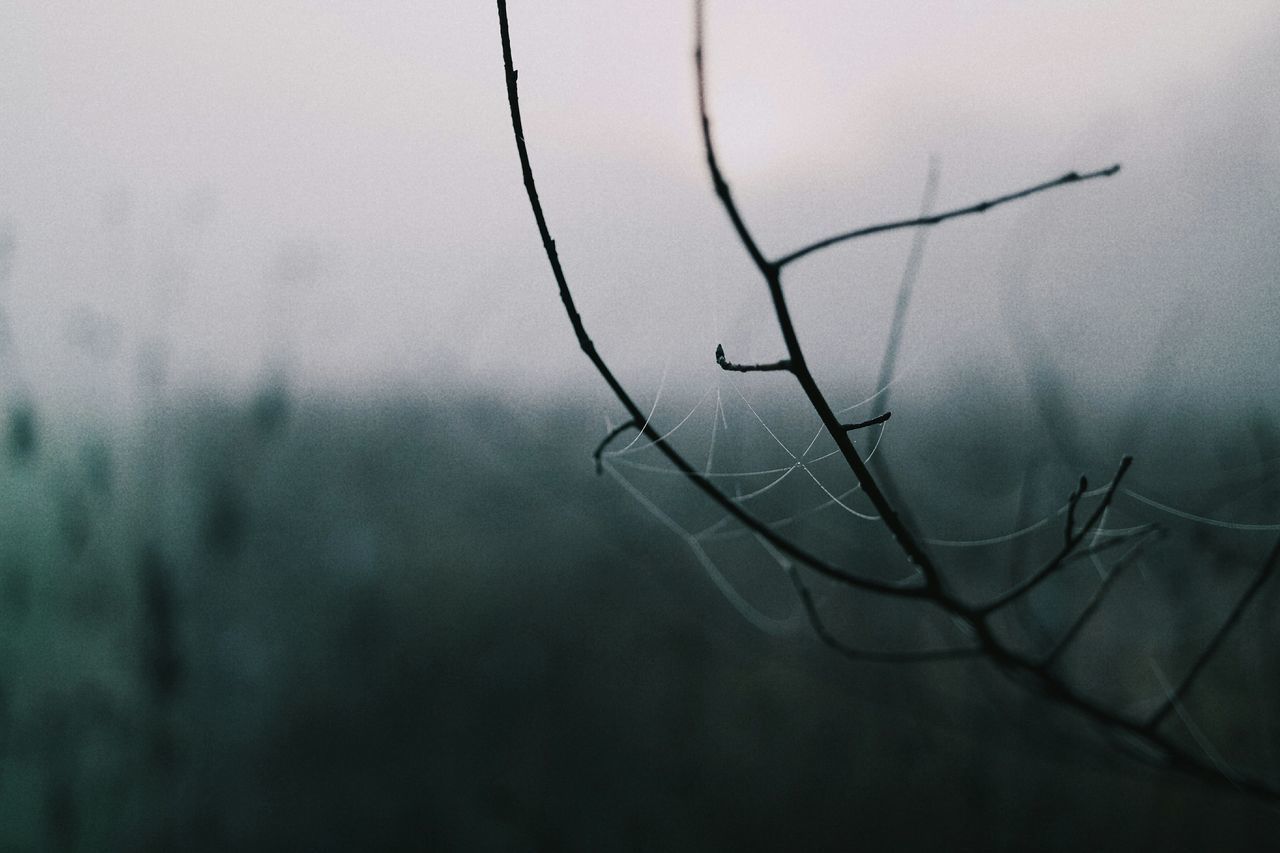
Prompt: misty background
<box><xmin>2</xmin><ymin>0</ymin><xmax>1277</xmax><ymax>415</ymax></box>
<box><xmin>2</xmin><ymin>1</ymin><xmax>1280</xmax><ymax>850</ymax></box>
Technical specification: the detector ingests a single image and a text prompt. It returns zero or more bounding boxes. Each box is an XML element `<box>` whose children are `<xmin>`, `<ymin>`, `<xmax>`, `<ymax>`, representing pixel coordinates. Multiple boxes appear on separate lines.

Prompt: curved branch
<box><xmin>788</xmin><ymin>568</ymin><xmax>980</xmax><ymax>664</ymax></box>
<box><xmin>593</xmin><ymin>420</ymin><xmax>637</xmax><ymax>474</ymax></box>
<box><xmin>1039</xmin><ymin>529</ymin><xmax>1157</xmax><ymax>668</ymax></box>
<box><xmin>842</xmin><ymin>412</ymin><xmax>891</xmax><ymax>431</ymax></box>
<box><xmin>497</xmin><ymin>0</ymin><xmax>918</xmax><ymax>599</ymax></box>
<box><xmin>1144</xmin><ymin>533</ymin><xmax>1280</xmax><ymax>731</ymax></box>
<box><xmin>976</xmin><ymin>457</ymin><xmax>1133</xmax><ymax>614</ymax></box>
<box><xmin>777</xmin><ymin>165</ymin><xmax>1121</xmax><ymax>268</ymax></box>
<box><xmin>694</xmin><ymin>0</ymin><xmax>952</xmax><ymax>600</ymax></box>
<box><xmin>500</xmin><ymin>0</ymin><xmax>1280</xmax><ymax>805</ymax></box>
<box><xmin>715</xmin><ymin>343</ymin><xmax>791</xmax><ymax>373</ymax></box>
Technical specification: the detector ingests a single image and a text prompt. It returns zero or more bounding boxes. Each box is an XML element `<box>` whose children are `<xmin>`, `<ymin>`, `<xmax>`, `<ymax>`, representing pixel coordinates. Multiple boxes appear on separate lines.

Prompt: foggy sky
<box><xmin>1</xmin><ymin>1</ymin><xmax>1277</xmax><ymax>421</ymax></box>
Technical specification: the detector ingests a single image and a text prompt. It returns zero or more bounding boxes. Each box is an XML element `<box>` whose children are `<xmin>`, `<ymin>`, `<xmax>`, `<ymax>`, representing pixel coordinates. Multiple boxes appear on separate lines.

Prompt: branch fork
<box><xmin>498</xmin><ymin>0</ymin><xmax>1280</xmax><ymax>803</ymax></box>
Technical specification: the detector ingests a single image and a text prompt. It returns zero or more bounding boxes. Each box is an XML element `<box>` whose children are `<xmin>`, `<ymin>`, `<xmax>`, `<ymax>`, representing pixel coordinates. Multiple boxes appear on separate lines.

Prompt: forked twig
<box><xmin>1144</xmin><ymin>534</ymin><xmax>1280</xmax><ymax>731</ymax></box>
<box><xmin>498</xmin><ymin>0</ymin><xmax>1280</xmax><ymax>804</ymax></box>
<box><xmin>1039</xmin><ymin>528</ymin><xmax>1159</xmax><ymax>668</ymax></box>
<box><xmin>787</xmin><ymin>568</ymin><xmax>981</xmax><ymax>664</ymax></box>
<box><xmin>1065</xmin><ymin>475</ymin><xmax>1089</xmax><ymax>546</ymax></box>
<box><xmin>695</xmin><ymin>0</ymin><xmax>950</xmax><ymax>599</ymax></box>
<box><xmin>777</xmin><ymin>165</ymin><xmax>1121</xmax><ymax>268</ymax></box>
<box><xmin>859</xmin><ymin>158</ymin><xmax>939</xmax><ymax>539</ymax></box>
<box><xmin>498</xmin><ymin>0</ymin><xmax>920</xmax><ymax>598</ymax></box>
<box><xmin>977</xmin><ymin>458</ymin><xmax>1132</xmax><ymax>613</ymax></box>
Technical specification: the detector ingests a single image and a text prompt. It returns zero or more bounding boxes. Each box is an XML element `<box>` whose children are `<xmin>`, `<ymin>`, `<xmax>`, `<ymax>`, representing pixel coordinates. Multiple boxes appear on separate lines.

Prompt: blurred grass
<box><xmin>0</xmin><ymin>389</ymin><xmax>1276</xmax><ymax>851</ymax></box>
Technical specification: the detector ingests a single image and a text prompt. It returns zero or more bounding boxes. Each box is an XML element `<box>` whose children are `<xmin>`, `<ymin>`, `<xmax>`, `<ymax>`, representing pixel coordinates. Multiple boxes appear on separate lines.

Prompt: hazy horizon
<box><xmin>4</xmin><ymin>5</ymin><xmax>1280</xmax><ymax>846</ymax></box>
<box><xmin>2</xmin><ymin>1</ymin><xmax>1277</xmax><ymax>424</ymax></box>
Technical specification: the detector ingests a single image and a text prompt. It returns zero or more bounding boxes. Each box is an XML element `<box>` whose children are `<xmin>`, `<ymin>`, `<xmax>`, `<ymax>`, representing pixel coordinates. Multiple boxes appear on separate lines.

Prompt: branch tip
<box><xmin>778</xmin><ymin>162</ymin><xmax>1125</xmax><ymax>268</ymax></box>
<box><xmin>980</xmin><ymin>455</ymin><xmax>1137</xmax><ymax>614</ymax></box>
<box><xmin>716</xmin><ymin>343</ymin><xmax>792</xmax><ymax>373</ymax></box>
<box><xmin>842</xmin><ymin>412</ymin><xmax>892</xmax><ymax>431</ymax></box>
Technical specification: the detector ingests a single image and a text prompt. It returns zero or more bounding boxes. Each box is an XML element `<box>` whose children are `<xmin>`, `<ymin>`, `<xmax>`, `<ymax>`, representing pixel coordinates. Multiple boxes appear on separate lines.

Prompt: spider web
<box><xmin>593</xmin><ymin>348</ymin><xmax>1280</xmax><ymax>661</ymax></box>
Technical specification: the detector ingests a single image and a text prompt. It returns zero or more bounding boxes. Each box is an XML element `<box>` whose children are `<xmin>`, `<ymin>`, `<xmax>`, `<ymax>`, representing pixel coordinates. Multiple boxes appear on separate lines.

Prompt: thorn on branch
<box><xmin>842</xmin><ymin>412</ymin><xmax>892</xmax><ymax>431</ymax></box>
<box><xmin>715</xmin><ymin>343</ymin><xmax>792</xmax><ymax>374</ymax></box>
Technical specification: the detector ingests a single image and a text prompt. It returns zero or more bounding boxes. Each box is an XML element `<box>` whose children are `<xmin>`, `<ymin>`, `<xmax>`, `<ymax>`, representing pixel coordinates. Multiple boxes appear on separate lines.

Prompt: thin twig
<box><xmin>1064</xmin><ymin>475</ymin><xmax>1088</xmax><ymax>546</ymax></box>
<box><xmin>875</xmin><ymin>156</ymin><xmax>939</xmax><ymax>413</ymax></box>
<box><xmin>1007</xmin><ymin>462</ymin><xmax>1057</xmax><ymax>647</ymax></box>
<box><xmin>978</xmin><ymin>457</ymin><xmax>1133</xmax><ymax>614</ymax></box>
<box><xmin>842</xmin><ymin>412</ymin><xmax>891</xmax><ymax>431</ymax></box>
<box><xmin>594</xmin><ymin>420</ymin><xmax>637</xmax><ymax>474</ymax></box>
<box><xmin>498</xmin><ymin>0</ymin><xmax>920</xmax><ymax>598</ymax></box>
<box><xmin>715</xmin><ymin>343</ymin><xmax>791</xmax><ymax>373</ymax></box>
<box><xmin>860</xmin><ymin>159</ymin><xmax>939</xmax><ymax>538</ymax></box>
<box><xmin>1144</xmin><ymin>533</ymin><xmax>1280</xmax><ymax>731</ymax></box>
<box><xmin>500</xmin><ymin>0</ymin><xmax>1280</xmax><ymax>805</ymax></box>
<box><xmin>788</xmin><ymin>568</ymin><xmax>980</xmax><ymax>664</ymax></box>
<box><xmin>1039</xmin><ymin>529</ymin><xmax>1157</xmax><ymax>668</ymax></box>
<box><xmin>777</xmin><ymin>165</ymin><xmax>1121</xmax><ymax>268</ymax></box>
<box><xmin>695</xmin><ymin>0</ymin><xmax>951</xmax><ymax>598</ymax></box>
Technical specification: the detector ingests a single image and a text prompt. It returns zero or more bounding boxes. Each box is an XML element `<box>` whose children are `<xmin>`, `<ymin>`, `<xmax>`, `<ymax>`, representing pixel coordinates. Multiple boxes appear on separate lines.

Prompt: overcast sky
<box><xmin>1</xmin><ymin>1</ymin><xmax>1277</xmax><ymax>420</ymax></box>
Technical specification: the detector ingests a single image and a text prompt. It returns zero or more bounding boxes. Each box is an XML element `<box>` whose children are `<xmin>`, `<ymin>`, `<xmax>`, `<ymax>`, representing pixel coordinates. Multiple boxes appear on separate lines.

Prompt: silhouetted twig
<box><xmin>498</xmin><ymin>0</ymin><xmax>1280</xmax><ymax>804</ymax></box>
<box><xmin>593</xmin><ymin>420</ymin><xmax>636</xmax><ymax>475</ymax></box>
<box><xmin>977</xmin><ymin>458</ymin><xmax>1132</xmax><ymax>614</ymax></box>
<box><xmin>498</xmin><ymin>0</ymin><xmax>921</xmax><ymax>599</ymax></box>
<box><xmin>859</xmin><ymin>160</ymin><xmax>938</xmax><ymax>539</ymax></box>
<box><xmin>788</xmin><ymin>568</ymin><xmax>981</xmax><ymax>664</ymax></box>
<box><xmin>842</xmin><ymin>412</ymin><xmax>891</xmax><ymax>432</ymax></box>
<box><xmin>714</xmin><ymin>343</ymin><xmax>791</xmax><ymax>374</ymax></box>
<box><xmin>695</xmin><ymin>0</ymin><xmax>949</xmax><ymax>599</ymax></box>
<box><xmin>1064</xmin><ymin>475</ymin><xmax>1088</xmax><ymax>546</ymax></box>
<box><xmin>1039</xmin><ymin>529</ymin><xmax>1157</xmax><ymax>669</ymax></box>
<box><xmin>875</xmin><ymin>157</ymin><xmax>939</xmax><ymax>410</ymax></box>
<box><xmin>777</xmin><ymin>165</ymin><xmax>1121</xmax><ymax>268</ymax></box>
<box><xmin>1144</xmin><ymin>533</ymin><xmax>1280</xmax><ymax>731</ymax></box>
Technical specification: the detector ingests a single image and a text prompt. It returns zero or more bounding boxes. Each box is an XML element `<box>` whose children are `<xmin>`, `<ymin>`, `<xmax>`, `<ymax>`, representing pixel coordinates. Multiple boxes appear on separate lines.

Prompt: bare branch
<box><xmin>861</xmin><ymin>160</ymin><xmax>939</xmax><ymax>541</ymax></box>
<box><xmin>777</xmin><ymin>165</ymin><xmax>1121</xmax><ymax>268</ymax></box>
<box><xmin>1039</xmin><ymin>529</ymin><xmax>1158</xmax><ymax>669</ymax></box>
<box><xmin>1144</xmin><ymin>533</ymin><xmax>1280</xmax><ymax>731</ymax></box>
<box><xmin>788</xmin><ymin>569</ymin><xmax>980</xmax><ymax>664</ymax></box>
<box><xmin>497</xmin><ymin>0</ymin><xmax>920</xmax><ymax>599</ymax></box>
<box><xmin>593</xmin><ymin>420</ymin><xmax>637</xmax><ymax>475</ymax></box>
<box><xmin>715</xmin><ymin>343</ymin><xmax>791</xmax><ymax>374</ymax></box>
<box><xmin>992</xmin><ymin>650</ymin><xmax>1280</xmax><ymax>802</ymax></box>
<box><xmin>1007</xmin><ymin>463</ymin><xmax>1057</xmax><ymax>647</ymax></box>
<box><xmin>1064</xmin><ymin>475</ymin><xmax>1088</xmax><ymax>546</ymax></box>
<box><xmin>875</xmin><ymin>157</ymin><xmax>939</xmax><ymax>412</ymax></box>
<box><xmin>695</xmin><ymin>0</ymin><xmax>951</xmax><ymax>599</ymax></box>
<box><xmin>693</xmin><ymin>1</ymin><xmax>774</xmax><ymax>279</ymax></box>
<box><xmin>977</xmin><ymin>457</ymin><xmax>1134</xmax><ymax>614</ymax></box>
<box><xmin>501</xmin><ymin>0</ymin><xmax>1280</xmax><ymax>806</ymax></box>
<box><xmin>842</xmin><ymin>412</ymin><xmax>891</xmax><ymax>432</ymax></box>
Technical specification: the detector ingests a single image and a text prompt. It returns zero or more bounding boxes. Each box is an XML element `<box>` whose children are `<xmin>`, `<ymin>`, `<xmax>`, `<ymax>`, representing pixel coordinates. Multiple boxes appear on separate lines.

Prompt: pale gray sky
<box><xmin>1</xmin><ymin>1</ymin><xmax>1277</xmax><ymax>419</ymax></box>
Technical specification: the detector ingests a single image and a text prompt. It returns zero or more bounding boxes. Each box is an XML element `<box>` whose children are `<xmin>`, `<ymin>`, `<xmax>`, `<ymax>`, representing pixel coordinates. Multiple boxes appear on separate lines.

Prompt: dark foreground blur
<box><xmin>0</xmin><ymin>387</ymin><xmax>1276</xmax><ymax>851</ymax></box>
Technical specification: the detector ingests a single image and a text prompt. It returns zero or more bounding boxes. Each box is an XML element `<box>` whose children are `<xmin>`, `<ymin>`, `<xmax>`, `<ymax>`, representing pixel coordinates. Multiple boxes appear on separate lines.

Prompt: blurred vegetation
<box><xmin>0</xmin><ymin>387</ymin><xmax>1276</xmax><ymax>851</ymax></box>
